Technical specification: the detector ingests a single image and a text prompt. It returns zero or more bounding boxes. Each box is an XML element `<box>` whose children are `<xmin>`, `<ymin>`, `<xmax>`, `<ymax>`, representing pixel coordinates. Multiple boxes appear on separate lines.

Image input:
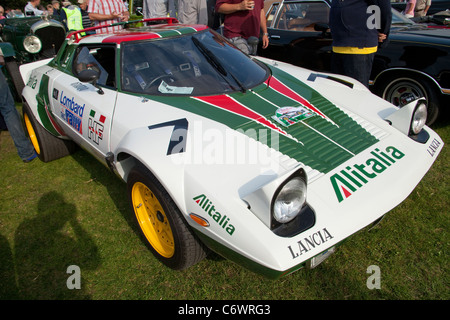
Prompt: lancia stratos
<box><xmin>19</xmin><ymin>18</ymin><xmax>443</xmax><ymax>278</ymax></box>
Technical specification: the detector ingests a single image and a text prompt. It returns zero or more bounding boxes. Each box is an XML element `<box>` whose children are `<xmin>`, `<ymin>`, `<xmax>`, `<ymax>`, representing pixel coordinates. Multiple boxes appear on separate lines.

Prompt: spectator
<box><xmin>414</xmin><ymin>0</ymin><xmax>431</xmax><ymax>17</ymax></box>
<box><xmin>403</xmin><ymin>0</ymin><xmax>416</xmax><ymax>18</ymax></box>
<box><xmin>24</xmin><ymin>0</ymin><xmax>44</xmax><ymax>16</ymax></box>
<box><xmin>0</xmin><ymin>6</ymin><xmax>5</xmax><ymax>19</ymax></box>
<box><xmin>51</xmin><ymin>1</ymin><xmax>62</xmax><ymax>20</ymax></box>
<box><xmin>0</xmin><ymin>49</ymin><xmax>37</xmax><ymax>162</ymax></box>
<box><xmin>78</xmin><ymin>0</ymin><xmax>94</xmax><ymax>32</ymax></box>
<box><xmin>215</xmin><ymin>0</ymin><xmax>269</xmax><ymax>55</ymax></box>
<box><xmin>329</xmin><ymin>0</ymin><xmax>391</xmax><ymax>88</ymax></box>
<box><xmin>177</xmin><ymin>0</ymin><xmax>208</xmax><ymax>25</ymax></box>
<box><xmin>61</xmin><ymin>2</ymin><xmax>84</xmax><ymax>32</ymax></box>
<box><xmin>46</xmin><ymin>4</ymin><xmax>54</xmax><ymax>14</ymax></box>
<box><xmin>87</xmin><ymin>0</ymin><xmax>129</xmax><ymax>33</ymax></box>
<box><xmin>143</xmin><ymin>0</ymin><xmax>170</xmax><ymax>18</ymax></box>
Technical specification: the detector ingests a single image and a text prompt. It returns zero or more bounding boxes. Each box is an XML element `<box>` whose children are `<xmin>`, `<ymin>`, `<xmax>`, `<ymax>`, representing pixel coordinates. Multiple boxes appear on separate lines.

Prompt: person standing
<box><xmin>61</xmin><ymin>2</ymin><xmax>84</xmax><ymax>32</ymax></box>
<box><xmin>177</xmin><ymin>0</ymin><xmax>208</xmax><ymax>25</ymax></box>
<box><xmin>143</xmin><ymin>0</ymin><xmax>172</xmax><ymax>18</ymax></box>
<box><xmin>329</xmin><ymin>0</ymin><xmax>391</xmax><ymax>88</ymax></box>
<box><xmin>87</xmin><ymin>0</ymin><xmax>129</xmax><ymax>33</ymax></box>
<box><xmin>24</xmin><ymin>0</ymin><xmax>44</xmax><ymax>16</ymax></box>
<box><xmin>78</xmin><ymin>0</ymin><xmax>94</xmax><ymax>31</ymax></box>
<box><xmin>414</xmin><ymin>0</ymin><xmax>432</xmax><ymax>17</ymax></box>
<box><xmin>0</xmin><ymin>49</ymin><xmax>37</xmax><ymax>162</ymax></box>
<box><xmin>215</xmin><ymin>0</ymin><xmax>269</xmax><ymax>55</ymax></box>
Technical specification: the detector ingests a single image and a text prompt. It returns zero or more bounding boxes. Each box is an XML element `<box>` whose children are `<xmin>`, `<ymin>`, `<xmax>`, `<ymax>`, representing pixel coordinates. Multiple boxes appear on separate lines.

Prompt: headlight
<box><xmin>23</xmin><ymin>35</ymin><xmax>42</xmax><ymax>54</ymax></box>
<box><xmin>411</xmin><ymin>102</ymin><xmax>427</xmax><ymax>135</ymax></box>
<box><xmin>273</xmin><ymin>177</ymin><xmax>307</xmax><ymax>224</ymax></box>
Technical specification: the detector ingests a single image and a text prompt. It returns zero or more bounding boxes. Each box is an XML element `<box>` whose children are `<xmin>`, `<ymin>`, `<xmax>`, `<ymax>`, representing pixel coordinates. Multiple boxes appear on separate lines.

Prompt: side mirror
<box><xmin>77</xmin><ymin>69</ymin><xmax>104</xmax><ymax>94</ymax></box>
<box><xmin>314</xmin><ymin>23</ymin><xmax>331</xmax><ymax>37</ymax></box>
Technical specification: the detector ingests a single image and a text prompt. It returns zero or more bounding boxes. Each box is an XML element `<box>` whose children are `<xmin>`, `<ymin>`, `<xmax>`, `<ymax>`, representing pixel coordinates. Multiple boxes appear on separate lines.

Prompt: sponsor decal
<box><xmin>427</xmin><ymin>138</ymin><xmax>441</xmax><ymax>157</ymax></box>
<box><xmin>193</xmin><ymin>194</ymin><xmax>235</xmax><ymax>236</ymax></box>
<box><xmin>59</xmin><ymin>91</ymin><xmax>84</xmax><ymax>134</ymax></box>
<box><xmin>331</xmin><ymin>146</ymin><xmax>405</xmax><ymax>202</ymax></box>
<box><xmin>88</xmin><ymin>109</ymin><xmax>105</xmax><ymax>145</ymax></box>
<box><xmin>288</xmin><ymin>228</ymin><xmax>333</xmax><ymax>259</ymax></box>
<box><xmin>272</xmin><ymin>106</ymin><xmax>314</xmax><ymax>127</ymax></box>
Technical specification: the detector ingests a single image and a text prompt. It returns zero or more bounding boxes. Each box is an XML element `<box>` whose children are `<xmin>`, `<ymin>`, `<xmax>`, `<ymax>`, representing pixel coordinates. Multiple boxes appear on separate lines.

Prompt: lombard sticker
<box><xmin>59</xmin><ymin>91</ymin><xmax>84</xmax><ymax>134</ymax></box>
<box><xmin>272</xmin><ymin>106</ymin><xmax>314</xmax><ymax>127</ymax></box>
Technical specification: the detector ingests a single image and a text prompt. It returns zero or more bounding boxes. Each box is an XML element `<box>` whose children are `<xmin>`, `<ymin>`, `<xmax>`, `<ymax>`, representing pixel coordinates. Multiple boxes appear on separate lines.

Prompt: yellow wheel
<box><xmin>127</xmin><ymin>165</ymin><xmax>207</xmax><ymax>270</ymax></box>
<box><xmin>132</xmin><ymin>182</ymin><xmax>175</xmax><ymax>258</ymax></box>
<box><xmin>23</xmin><ymin>112</ymin><xmax>41</xmax><ymax>155</ymax></box>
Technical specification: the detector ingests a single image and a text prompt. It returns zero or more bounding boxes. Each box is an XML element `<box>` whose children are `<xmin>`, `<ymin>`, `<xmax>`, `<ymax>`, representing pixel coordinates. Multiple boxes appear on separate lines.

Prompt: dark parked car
<box><xmin>258</xmin><ymin>0</ymin><xmax>450</xmax><ymax>125</ymax></box>
<box><xmin>0</xmin><ymin>13</ymin><xmax>66</xmax><ymax>99</ymax></box>
<box><xmin>391</xmin><ymin>0</ymin><xmax>450</xmax><ymax>16</ymax></box>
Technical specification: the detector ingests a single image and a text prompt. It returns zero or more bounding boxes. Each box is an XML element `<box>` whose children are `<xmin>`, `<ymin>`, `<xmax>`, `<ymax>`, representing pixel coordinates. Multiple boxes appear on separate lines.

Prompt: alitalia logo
<box><xmin>193</xmin><ymin>194</ymin><xmax>235</xmax><ymax>236</ymax></box>
<box><xmin>331</xmin><ymin>146</ymin><xmax>405</xmax><ymax>202</ymax></box>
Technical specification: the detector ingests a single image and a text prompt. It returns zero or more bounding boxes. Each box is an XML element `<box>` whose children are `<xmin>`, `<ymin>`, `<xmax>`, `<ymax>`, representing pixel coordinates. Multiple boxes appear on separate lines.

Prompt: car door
<box><xmin>49</xmin><ymin>44</ymin><xmax>118</xmax><ymax>163</ymax></box>
<box><xmin>262</xmin><ymin>0</ymin><xmax>332</xmax><ymax>72</ymax></box>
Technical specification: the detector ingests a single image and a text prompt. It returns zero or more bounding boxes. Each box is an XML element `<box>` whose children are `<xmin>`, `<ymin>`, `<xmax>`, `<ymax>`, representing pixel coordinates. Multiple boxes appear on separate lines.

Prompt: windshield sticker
<box><xmin>158</xmin><ymin>81</ymin><xmax>194</xmax><ymax>94</ymax></box>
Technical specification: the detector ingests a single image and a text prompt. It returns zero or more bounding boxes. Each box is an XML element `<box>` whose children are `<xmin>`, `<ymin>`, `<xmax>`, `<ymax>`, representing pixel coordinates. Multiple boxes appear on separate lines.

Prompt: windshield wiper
<box><xmin>192</xmin><ymin>36</ymin><xmax>246</xmax><ymax>93</ymax></box>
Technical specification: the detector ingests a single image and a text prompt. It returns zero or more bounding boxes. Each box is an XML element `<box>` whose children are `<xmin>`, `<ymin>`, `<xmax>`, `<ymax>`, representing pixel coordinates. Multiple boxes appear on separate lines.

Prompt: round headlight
<box><xmin>23</xmin><ymin>35</ymin><xmax>42</xmax><ymax>54</ymax></box>
<box><xmin>411</xmin><ymin>102</ymin><xmax>427</xmax><ymax>135</ymax></box>
<box><xmin>273</xmin><ymin>177</ymin><xmax>307</xmax><ymax>224</ymax></box>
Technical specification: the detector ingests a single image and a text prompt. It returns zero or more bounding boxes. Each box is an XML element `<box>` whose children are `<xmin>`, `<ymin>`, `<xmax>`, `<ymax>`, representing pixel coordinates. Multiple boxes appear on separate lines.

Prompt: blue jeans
<box><xmin>0</xmin><ymin>70</ymin><xmax>36</xmax><ymax>160</ymax></box>
<box><xmin>331</xmin><ymin>52</ymin><xmax>375</xmax><ymax>88</ymax></box>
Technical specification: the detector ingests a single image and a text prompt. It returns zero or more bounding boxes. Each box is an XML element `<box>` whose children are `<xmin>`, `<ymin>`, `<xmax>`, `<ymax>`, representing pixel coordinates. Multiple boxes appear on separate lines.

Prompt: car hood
<box><xmin>391</xmin><ymin>24</ymin><xmax>450</xmax><ymax>43</ymax></box>
<box><xmin>148</xmin><ymin>66</ymin><xmax>380</xmax><ymax>175</ymax></box>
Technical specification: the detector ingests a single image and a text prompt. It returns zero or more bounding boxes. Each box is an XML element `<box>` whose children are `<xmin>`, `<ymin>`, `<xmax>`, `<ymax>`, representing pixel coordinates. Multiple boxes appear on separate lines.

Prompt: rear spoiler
<box><xmin>66</xmin><ymin>17</ymin><xmax>179</xmax><ymax>42</ymax></box>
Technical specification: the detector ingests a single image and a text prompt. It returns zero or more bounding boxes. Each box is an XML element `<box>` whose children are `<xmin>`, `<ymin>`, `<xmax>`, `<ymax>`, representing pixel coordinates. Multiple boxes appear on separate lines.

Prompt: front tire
<box><xmin>380</xmin><ymin>76</ymin><xmax>440</xmax><ymax>126</ymax></box>
<box><xmin>127</xmin><ymin>165</ymin><xmax>207</xmax><ymax>270</ymax></box>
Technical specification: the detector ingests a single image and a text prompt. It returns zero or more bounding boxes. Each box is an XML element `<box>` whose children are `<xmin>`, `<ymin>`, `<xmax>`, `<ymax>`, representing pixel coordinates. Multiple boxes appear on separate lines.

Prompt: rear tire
<box><xmin>22</xmin><ymin>102</ymin><xmax>76</xmax><ymax>162</ymax></box>
<box><xmin>127</xmin><ymin>164</ymin><xmax>207</xmax><ymax>270</ymax></box>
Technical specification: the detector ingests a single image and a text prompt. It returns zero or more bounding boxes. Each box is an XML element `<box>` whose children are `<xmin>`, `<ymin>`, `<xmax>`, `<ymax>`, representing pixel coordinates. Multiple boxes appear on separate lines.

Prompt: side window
<box><xmin>73</xmin><ymin>45</ymin><xmax>116</xmax><ymax>88</ymax></box>
<box><xmin>266</xmin><ymin>3</ymin><xmax>279</xmax><ymax>28</ymax></box>
<box><xmin>275</xmin><ymin>2</ymin><xmax>329</xmax><ymax>32</ymax></box>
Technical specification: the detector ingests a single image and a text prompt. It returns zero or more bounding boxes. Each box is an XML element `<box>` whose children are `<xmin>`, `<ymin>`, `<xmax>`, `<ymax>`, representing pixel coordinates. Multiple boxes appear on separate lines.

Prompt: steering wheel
<box><xmin>145</xmin><ymin>74</ymin><xmax>173</xmax><ymax>90</ymax></box>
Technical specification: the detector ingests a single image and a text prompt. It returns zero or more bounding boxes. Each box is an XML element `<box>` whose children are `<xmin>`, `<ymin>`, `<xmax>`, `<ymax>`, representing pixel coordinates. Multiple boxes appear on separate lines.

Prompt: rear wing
<box><xmin>67</xmin><ymin>17</ymin><xmax>179</xmax><ymax>42</ymax></box>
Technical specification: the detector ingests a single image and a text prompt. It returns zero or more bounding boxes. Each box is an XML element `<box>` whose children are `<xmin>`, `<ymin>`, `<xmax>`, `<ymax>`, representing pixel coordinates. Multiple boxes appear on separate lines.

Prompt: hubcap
<box><xmin>23</xmin><ymin>113</ymin><xmax>41</xmax><ymax>154</ymax></box>
<box><xmin>132</xmin><ymin>182</ymin><xmax>175</xmax><ymax>258</ymax></box>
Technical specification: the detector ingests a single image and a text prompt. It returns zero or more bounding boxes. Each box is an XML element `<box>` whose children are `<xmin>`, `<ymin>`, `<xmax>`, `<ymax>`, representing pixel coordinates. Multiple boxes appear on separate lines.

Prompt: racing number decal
<box><xmin>148</xmin><ymin>118</ymin><xmax>189</xmax><ymax>155</ymax></box>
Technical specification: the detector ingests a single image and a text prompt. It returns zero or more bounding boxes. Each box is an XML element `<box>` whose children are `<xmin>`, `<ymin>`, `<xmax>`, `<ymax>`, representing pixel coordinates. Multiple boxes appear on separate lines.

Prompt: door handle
<box><xmin>270</xmin><ymin>35</ymin><xmax>281</xmax><ymax>39</ymax></box>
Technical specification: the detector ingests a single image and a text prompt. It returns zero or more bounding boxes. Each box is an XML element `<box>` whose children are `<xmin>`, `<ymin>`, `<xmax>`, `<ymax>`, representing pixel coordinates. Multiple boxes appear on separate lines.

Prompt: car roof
<box><xmin>68</xmin><ymin>18</ymin><xmax>209</xmax><ymax>44</ymax></box>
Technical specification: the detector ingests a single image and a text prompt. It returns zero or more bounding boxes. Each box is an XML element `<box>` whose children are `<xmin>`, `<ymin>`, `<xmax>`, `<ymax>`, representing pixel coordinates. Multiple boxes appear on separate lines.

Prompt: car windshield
<box><xmin>120</xmin><ymin>29</ymin><xmax>270</xmax><ymax>96</ymax></box>
<box><xmin>391</xmin><ymin>8</ymin><xmax>415</xmax><ymax>25</ymax></box>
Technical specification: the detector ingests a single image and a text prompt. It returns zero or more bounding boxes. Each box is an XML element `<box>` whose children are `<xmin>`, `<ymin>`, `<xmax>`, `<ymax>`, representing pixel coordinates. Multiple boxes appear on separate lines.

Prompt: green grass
<box><xmin>0</xmin><ymin>106</ymin><xmax>448</xmax><ymax>300</ymax></box>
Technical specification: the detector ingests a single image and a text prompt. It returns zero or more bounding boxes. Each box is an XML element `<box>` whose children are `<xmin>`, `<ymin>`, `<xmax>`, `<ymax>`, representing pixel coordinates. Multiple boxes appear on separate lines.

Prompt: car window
<box><xmin>275</xmin><ymin>1</ymin><xmax>329</xmax><ymax>31</ymax></box>
<box><xmin>266</xmin><ymin>3</ymin><xmax>280</xmax><ymax>28</ymax></box>
<box><xmin>73</xmin><ymin>45</ymin><xmax>116</xmax><ymax>88</ymax></box>
<box><xmin>120</xmin><ymin>29</ymin><xmax>270</xmax><ymax>96</ymax></box>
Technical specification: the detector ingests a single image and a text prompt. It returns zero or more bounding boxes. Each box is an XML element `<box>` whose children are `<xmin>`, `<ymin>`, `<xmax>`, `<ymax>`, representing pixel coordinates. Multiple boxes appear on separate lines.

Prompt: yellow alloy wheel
<box><xmin>23</xmin><ymin>112</ymin><xmax>41</xmax><ymax>155</ymax></box>
<box><xmin>132</xmin><ymin>182</ymin><xmax>175</xmax><ymax>258</ymax></box>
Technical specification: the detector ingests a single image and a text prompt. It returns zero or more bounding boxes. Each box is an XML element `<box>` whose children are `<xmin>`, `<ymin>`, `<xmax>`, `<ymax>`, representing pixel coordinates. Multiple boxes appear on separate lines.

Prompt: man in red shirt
<box><xmin>215</xmin><ymin>0</ymin><xmax>269</xmax><ymax>55</ymax></box>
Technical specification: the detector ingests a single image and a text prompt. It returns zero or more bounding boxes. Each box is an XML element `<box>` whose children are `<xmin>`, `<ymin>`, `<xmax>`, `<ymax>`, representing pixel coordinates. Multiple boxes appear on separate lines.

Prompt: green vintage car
<box><xmin>1</xmin><ymin>13</ymin><xmax>66</xmax><ymax>100</ymax></box>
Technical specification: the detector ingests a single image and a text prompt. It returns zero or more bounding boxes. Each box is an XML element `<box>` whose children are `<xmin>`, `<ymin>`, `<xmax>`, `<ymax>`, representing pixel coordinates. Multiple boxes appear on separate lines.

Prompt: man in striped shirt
<box><xmin>87</xmin><ymin>0</ymin><xmax>130</xmax><ymax>33</ymax></box>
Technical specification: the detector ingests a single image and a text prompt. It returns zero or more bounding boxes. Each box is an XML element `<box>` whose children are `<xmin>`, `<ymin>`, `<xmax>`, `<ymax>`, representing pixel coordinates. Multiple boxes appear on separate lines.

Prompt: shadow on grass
<box><xmin>1</xmin><ymin>191</ymin><xmax>100</xmax><ymax>300</ymax></box>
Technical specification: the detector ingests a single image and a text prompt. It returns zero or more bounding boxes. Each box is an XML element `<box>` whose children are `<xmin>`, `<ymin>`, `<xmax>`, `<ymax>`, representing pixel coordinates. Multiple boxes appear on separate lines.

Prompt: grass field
<box><xmin>0</xmin><ymin>105</ymin><xmax>448</xmax><ymax>301</ymax></box>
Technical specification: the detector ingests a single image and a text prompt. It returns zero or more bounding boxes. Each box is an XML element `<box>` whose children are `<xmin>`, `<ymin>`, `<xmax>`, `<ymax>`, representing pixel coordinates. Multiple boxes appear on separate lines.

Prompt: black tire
<box><xmin>379</xmin><ymin>76</ymin><xmax>440</xmax><ymax>126</ymax></box>
<box><xmin>5</xmin><ymin>60</ymin><xmax>25</xmax><ymax>102</ymax></box>
<box><xmin>22</xmin><ymin>102</ymin><xmax>77</xmax><ymax>162</ymax></box>
<box><xmin>127</xmin><ymin>164</ymin><xmax>208</xmax><ymax>270</ymax></box>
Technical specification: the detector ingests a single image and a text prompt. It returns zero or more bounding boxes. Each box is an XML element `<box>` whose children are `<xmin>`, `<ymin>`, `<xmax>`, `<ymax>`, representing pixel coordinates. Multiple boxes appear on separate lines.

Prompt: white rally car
<box><xmin>20</xmin><ymin>18</ymin><xmax>443</xmax><ymax>278</ymax></box>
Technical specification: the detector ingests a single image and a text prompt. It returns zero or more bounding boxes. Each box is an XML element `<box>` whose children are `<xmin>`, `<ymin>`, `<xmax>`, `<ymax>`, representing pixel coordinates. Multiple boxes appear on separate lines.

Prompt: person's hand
<box><xmin>262</xmin><ymin>34</ymin><xmax>269</xmax><ymax>49</ymax></box>
<box><xmin>378</xmin><ymin>32</ymin><xmax>387</xmax><ymax>42</ymax></box>
<box><xmin>0</xmin><ymin>55</ymin><xmax>5</xmax><ymax>66</ymax></box>
<box><xmin>239</xmin><ymin>0</ymin><xmax>255</xmax><ymax>11</ymax></box>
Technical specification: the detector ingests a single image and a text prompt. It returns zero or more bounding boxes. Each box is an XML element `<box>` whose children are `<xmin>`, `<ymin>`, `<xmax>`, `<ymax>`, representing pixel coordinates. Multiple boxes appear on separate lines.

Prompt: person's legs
<box><xmin>331</xmin><ymin>52</ymin><xmax>375</xmax><ymax>88</ymax></box>
<box><xmin>0</xmin><ymin>72</ymin><xmax>36</xmax><ymax>161</ymax></box>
